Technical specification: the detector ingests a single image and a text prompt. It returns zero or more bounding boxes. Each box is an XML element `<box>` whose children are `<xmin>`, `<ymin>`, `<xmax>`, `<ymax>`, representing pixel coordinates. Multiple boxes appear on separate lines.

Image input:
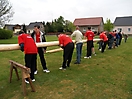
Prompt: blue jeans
<box><xmin>76</xmin><ymin>43</ymin><xmax>83</xmax><ymax>63</ymax></box>
<box><xmin>116</xmin><ymin>38</ymin><xmax>119</xmax><ymax>47</ymax></box>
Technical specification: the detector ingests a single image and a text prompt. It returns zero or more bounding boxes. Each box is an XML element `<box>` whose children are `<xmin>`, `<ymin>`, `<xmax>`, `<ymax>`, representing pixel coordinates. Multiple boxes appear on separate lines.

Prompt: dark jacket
<box><xmin>118</xmin><ymin>32</ymin><xmax>122</xmax><ymax>39</ymax></box>
<box><xmin>31</xmin><ymin>31</ymin><xmax>47</xmax><ymax>50</ymax></box>
<box><xmin>107</xmin><ymin>33</ymin><xmax>114</xmax><ymax>41</ymax></box>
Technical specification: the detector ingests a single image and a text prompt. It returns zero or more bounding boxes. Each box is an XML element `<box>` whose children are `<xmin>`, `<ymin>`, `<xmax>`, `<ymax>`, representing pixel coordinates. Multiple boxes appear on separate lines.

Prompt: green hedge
<box><xmin>0</xmin><ymin>29</ymin><xmax>13</xmax><ymax>39</ymax></box>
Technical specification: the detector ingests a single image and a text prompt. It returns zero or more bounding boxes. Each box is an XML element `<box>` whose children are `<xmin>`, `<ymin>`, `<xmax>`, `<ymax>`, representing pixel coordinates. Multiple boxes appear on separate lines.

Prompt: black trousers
<box><xmin>86</xmin><ymin>40</ymin><xmax>93</xmax><ymax>57</ymax></box>
<box><xmin>101</xmin><ymin>41</ymin><xmax>108</xmax><ymax>53</ymax></box>
<box><xmin>119</xmin><ymin>38</ymin><xmax>122</xmax><ymax>45</ymax></box>
<box><xmin>35</xmin><ymin>47</ymin><xmax>47</xmax><ymax>71</ymax></box>
<box><xmin>25</xmin><ymin>54</ymin><xmax>37</xmax><ymax>80</ymax></box>
<box><xmin>62</xmin><ymin>42</ymin><xmax>74</xmax><ymax>68</ymax></box>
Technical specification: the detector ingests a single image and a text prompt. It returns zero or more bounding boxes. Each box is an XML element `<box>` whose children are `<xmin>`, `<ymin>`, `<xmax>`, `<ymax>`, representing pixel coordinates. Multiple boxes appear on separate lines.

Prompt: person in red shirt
<box><xmin>18</xmin><ymin>30</ymin><xmax>37</xmax><ymax>83</ymax></box>
<box><xmin>99</xmin><ymin>31</ymin><xmax>108</xmax><ymax>53</ymax></box>
<box><xmin>57</xmin><ymin>33</ymin><xmax>74</xmax><ymax>70</ymax></box>
<box><xmin>84</xmin><ymin>27</ymin><xmax>95</xmax><ymax>58</ymax></box>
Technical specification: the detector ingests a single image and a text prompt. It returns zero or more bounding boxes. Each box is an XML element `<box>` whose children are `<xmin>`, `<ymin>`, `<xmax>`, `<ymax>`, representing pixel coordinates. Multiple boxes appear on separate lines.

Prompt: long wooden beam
<box><xmin>0</xmin><ymin>39</ymin><xmax>100</xmax><ymax>52</ymax></box>
<box><xmin>46</xmin><ymin>39</ymin><xmax>100</xmax><ymax>53</ymax></box>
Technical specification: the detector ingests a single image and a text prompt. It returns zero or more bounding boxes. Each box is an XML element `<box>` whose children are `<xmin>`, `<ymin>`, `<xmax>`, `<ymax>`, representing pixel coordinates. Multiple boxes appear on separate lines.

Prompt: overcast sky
<box><xmin>9</xmin><ymin>0</ymin><xmax>132</xmax><ymax>25</ymax></box>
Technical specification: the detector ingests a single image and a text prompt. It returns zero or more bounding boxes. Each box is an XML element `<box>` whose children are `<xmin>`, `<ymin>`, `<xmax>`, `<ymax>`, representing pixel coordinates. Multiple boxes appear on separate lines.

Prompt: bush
<box><xmin>0</xmin><ymin>29</ymin><xmax>13</xmax><ymax>39</ymax></box>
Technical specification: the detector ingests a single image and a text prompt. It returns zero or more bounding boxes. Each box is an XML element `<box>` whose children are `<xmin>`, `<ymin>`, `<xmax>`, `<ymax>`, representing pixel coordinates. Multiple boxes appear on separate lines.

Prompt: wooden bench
<box><xmin>9</xmin><ymin>60</ymin><xmax>35</xmax><ymax>96</ymax></box>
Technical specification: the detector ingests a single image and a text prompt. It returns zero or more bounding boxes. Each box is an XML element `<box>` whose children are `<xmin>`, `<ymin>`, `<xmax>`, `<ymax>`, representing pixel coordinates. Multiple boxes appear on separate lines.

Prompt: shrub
<box><xmin>0</xmin><ymin>29</ymin><xmax>13</xmax><ymax>39</ymax></box>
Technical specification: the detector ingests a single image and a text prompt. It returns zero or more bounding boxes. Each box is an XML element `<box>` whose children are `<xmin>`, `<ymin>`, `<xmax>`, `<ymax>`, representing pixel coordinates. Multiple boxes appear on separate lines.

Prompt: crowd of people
<box><xmin>98</xmin><ymin>30</ymin><xmax>128</xmax><ymax>52</ymax></box>
<box><xmin>17</xmin><ymin>25</ymin><xmax>128</xmax><ymax>83</ymax></box>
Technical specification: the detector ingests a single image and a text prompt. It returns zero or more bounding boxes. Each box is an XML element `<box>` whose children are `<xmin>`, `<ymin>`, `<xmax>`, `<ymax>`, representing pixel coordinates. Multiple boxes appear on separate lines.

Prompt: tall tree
<box><xmin>56</xmin><ymin>16</ymin><xmax>65</xmax><ymax>32</ymax></box>
<box><xmin>104</xmin><ymin>19</ymin><xmax>114</xmax><ymax>32</ymax></box>
<box><xmin>0</xmin><ymin>0</ymin><xmax>14</xmax><ymax>27</ymax></box>
<box><xmin>64</xmin><ymin>20</ymin><xmax>75</xmax><ymax>32</ymax></box>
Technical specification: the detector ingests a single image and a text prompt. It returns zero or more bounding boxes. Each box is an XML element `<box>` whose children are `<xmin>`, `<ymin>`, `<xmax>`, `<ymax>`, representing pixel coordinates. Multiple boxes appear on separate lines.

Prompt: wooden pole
<box><xmin>0</xmin><ymin>39</ymin><xmax>100</xmax><ymax>52</ymax></box>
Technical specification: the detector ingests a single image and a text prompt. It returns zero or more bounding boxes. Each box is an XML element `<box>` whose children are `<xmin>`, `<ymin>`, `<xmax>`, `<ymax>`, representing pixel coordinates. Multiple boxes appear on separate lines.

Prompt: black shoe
<box><xmin>74</xmin><ymin>62</ymin><xmax>80</xmax><ymax>64</ymax></box>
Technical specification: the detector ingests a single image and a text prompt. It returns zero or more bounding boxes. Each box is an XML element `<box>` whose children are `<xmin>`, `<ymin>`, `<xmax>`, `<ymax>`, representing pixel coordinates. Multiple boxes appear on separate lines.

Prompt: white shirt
<box><xmin>71</xmin><ymin>30</ymin><xmax>83</xmax><ymax>44</ymax></box>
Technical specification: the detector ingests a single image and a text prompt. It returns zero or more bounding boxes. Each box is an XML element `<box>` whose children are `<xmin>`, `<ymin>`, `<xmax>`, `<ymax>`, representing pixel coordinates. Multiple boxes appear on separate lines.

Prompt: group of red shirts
<box><xmin>84</xmin><ymin>30</ymin><xmax>109</xmax><ymax>43</ymax></box>
<box><xmin>18</xmin><ymin>31</ymin><xmax>109</xmax><ymax>54</ymax></box>
<box><xmin>84</xmin><ymin>30</ymin><xmax>108</xmax><ymax>42</ymax></box>
<box><xmin>58</xmin><ymin>30</ymin><xmax>109</xmax><ymax>46</ymax></box>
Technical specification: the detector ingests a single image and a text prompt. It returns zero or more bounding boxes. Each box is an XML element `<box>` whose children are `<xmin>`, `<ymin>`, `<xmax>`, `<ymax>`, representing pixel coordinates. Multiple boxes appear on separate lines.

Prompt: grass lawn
<box><xmin>0</xmin><ymin>35</ymin><xmax>132</xmax><ymax>99</ymax></box>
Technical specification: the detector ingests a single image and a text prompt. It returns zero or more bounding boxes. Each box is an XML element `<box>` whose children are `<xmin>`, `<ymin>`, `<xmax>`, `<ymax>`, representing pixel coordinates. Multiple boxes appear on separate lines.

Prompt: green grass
<box><xmin>0</xmin><ymin>36</ymin><xmax>132</xmax><ymax>99</ymax></box>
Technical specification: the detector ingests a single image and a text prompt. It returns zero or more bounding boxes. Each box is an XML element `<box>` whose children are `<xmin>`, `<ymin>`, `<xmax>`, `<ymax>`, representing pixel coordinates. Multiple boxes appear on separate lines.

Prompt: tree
<box><xmin>64</xmin><ymin>20</ymin><xmax>75</xmax><ymax>32</ymax></box>
<box><xmin>56</xmin><ymin>16</ymin><xmax>65</xmax><ymax>32</ymax></box>
<box><xmin>0</xmin><ymin>0</ymin><xmax>14</xmax><ymax>27</ymax></box>
<box><xmin>45</xmin><ymin>16</ymin><xmax>75</xmax><ymax>33</ymax></box>
<box><xmin>104</xmin><ymin>19</ymin><xmax>114</xmax><ymax>32</ymax></box>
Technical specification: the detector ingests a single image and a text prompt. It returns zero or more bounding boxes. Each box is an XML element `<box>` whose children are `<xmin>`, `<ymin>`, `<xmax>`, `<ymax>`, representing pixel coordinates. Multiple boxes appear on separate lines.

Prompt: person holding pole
<box><xmin>31</xmin><ymin>25</ymin><xmax>50</xmax><ymax>74</ymax></box>
<box><xmin>71</xmin><ymin>26</ymin><xmax>83</xmax><ymax>64</ymax></box>
<box><xmin>18</xmin><ymin>30</ymin><xmax>37</xmax><ymax>83</ymax></box>
<box><xmin>99</xmin><ymin>31</ymin><xmax>108</xmax><ymax>53</ymax></box>
<box><xmin>57</xmin><ymin>33</ymin><xmax>74</xmax><ymax>70</ymax></box>
<box><xmin>84</xmin><ymin>26</ymin><xmax>95</xmax><ymax>59</ymax></box>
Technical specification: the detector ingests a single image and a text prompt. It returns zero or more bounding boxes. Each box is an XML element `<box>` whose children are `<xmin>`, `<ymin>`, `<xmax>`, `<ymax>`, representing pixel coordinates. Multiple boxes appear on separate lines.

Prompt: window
<box><xmin>83</xmin><ymin>28</ymin><xmax>86</xmax><ymax>32</ymax></box>
<box><xmin>117</xmin><ymin>28</ymin><xmax>122</xmax><ymax>31</ymax></box>
<box><xmin>28</xmin><ymin>30</ymin><xmax>30</xmax><ymax>33</ymax></box>
<box><xmin>128</xmin><ymin>28</ymin><xmax>131</xmax><ymax>32</ymax></box>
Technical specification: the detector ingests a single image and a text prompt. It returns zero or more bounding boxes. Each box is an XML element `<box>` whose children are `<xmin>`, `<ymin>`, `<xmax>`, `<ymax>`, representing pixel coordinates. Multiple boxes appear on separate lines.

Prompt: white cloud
<box><xmin>9</xmin><ymin>0</ymin><xmax>132</xmax><ymax>25</ymax></box>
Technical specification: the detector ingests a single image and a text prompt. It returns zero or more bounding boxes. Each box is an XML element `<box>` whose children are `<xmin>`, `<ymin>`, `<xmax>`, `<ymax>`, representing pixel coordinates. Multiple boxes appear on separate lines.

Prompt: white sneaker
<box><xmin>25</xmin><ymin>80</ymin><xmax>29</xmax><ymax>84</ymax></box>
<box><xmin>84</xmin><ymin>56</ymin><xmax>88</xmax><ymax>59</ymax></box>
<box><xmin>34</xmin><ymin>70</ymin><xmax>38</xmax><ymax>75</ymax></box>
<box><xmin>59</xmin><ymin>67</ymin><xmax>66</xmax><ymax>70</ymax></box>
<box><xmin>43</xmin><ymin>69</ymin><xmax>50</xmax><ymax>73</ymax></box>
<box><xmin>89</xmin><ymin>56</ymin><xmax>91</xmax><ymax>58</ymax></box>
<box><xmin>32</xmin><ymin>79</ymin><xmax>35</xmax><ymax>82</ymax></box>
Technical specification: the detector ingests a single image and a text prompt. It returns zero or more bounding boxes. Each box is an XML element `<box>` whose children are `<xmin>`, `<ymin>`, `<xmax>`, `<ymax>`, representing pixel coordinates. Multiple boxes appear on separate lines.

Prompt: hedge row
<box><xmin>0</xmin><ymin>29</ymin><xmax>13</xmax><ymax>39</ymax></box>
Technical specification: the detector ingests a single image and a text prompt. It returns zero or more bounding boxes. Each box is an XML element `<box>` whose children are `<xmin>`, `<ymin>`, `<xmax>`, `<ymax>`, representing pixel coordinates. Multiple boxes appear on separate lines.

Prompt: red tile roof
<box><xmin>73</xmin><ymin>17</ymin><xmax>103</xmax><ymax>26</ymax></box>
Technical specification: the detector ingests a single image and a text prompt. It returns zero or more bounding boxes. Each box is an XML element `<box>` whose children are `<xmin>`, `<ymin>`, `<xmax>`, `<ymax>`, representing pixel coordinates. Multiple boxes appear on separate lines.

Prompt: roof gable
<box><xmin>4</xmin><ymin>24</ymin><xmax>21</xmax><ymax>30</ymax></box>
<box><xmin>114</xmin><ymin>16</ymin><xmax>132</xmax><ymax>26</ymax></box>
<box><xmin>27</xmin><ymin>22</ymin><xmax>43</xmax><ymax>29</ymax></box>
<box><xmin>73</xmin><ymin>17</ymin><xmax>103</xmax><ymax>26</ymax></box>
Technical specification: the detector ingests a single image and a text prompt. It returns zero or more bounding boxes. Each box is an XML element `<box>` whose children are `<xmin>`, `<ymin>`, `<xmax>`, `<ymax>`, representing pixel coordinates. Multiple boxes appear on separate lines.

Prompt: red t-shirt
<box><xmin>110</xmin><ymin>32</ymin><xmax>115</xmax><ymax>37</ymax></box>
<box><xmin>36</xmin><ymin>33</ymin><xmax>40</xmax><ymax>42</ymax></box>
<box><xmin>18</xmin><ymin>33</ymin><xmax>38</xmax><ymax>54</ymax></box>
<box><xmin>58</xmin><ymin>34</ymin><xmax>73</xmax><ymax>47</ymax></box>
<box><xmin>100</xmin><ymin>32</ymin><xmax>108</xmax><ymax>41</ymax></box>
<box><xmin>85</xmin><ymin>30</ymin><xmax>94</xmax><ymax>40</ymax></box>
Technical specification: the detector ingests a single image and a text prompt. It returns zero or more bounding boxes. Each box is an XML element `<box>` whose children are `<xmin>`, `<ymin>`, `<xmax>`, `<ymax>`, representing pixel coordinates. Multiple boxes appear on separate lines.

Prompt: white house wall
<box><xmin>14</xmin><ymin>29</ymin><xmax>21</xmax><ymax>33</ymax></box>
<box><xmin>114</xmin><ymin>26</ymin><xmax>132</xmax><ymax>34</ymax></box>
<box><xmin>27</xmin><ymin>29</ymin><xmax>34</xmax><ymax>34</ymax></box>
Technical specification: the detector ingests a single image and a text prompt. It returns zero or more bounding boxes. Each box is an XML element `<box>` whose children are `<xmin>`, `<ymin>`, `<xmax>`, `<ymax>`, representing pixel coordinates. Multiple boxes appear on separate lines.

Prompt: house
<box><xmin>4</xmin><ymin>24</ymin><xmax>22</xmax><ymax>34</ymax></box>
<box><xmin>26</xmin><ymin>22</ymin><xmax>44</xmax><ymax>34</ymax></box>
<box><xmin>73</xmin><ymin>17</ymin><xmax>104</xmax><ymax>33</ymax></box>
<box><xmin>113</xmin><ymin>16</ymin><xmax>132</xmax><ymax>34</ymax></box>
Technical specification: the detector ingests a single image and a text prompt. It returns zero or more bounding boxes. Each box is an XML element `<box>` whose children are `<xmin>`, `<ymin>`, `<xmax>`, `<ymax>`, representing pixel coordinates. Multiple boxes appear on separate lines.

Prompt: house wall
<box><xmin>27</xmin><ymin>23</ymin><xmax>44</xmax><ymax>34</ymax></box>
<box><xmin>114</xmin><ymin>26</ymin><xmax>132</xmax><ymax>34</ymax></box>
<box><xmin>79</xmin><ymin>26</ymin><xmax>100</xmax><ymax>33</ymax></box>
<box><xmin>27</xmin><ymin>29</ymin><xmax>34</xmax><ymax>34</ymax></box>
<box><xmin>14</xmin><ymin>29</ymin><xmax>21</xmax><ymax>34</ymax></box>
<box><xmin>99</xmin><ymin>21</ymin><xmax>104</xmax><ymax>32</ymax></box>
